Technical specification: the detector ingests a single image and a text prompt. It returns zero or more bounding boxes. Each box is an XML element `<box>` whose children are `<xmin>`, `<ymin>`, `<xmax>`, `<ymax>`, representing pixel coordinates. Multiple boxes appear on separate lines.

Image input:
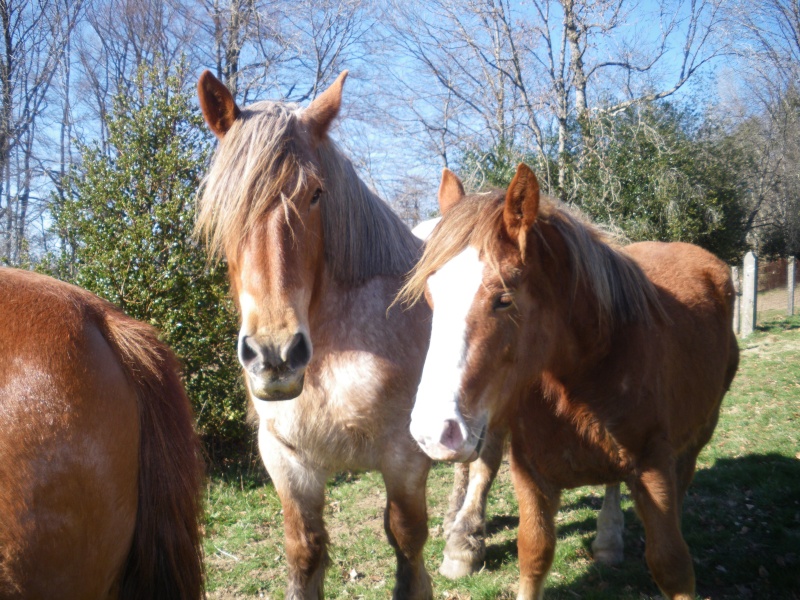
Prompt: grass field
<box><xmin>205</xmin><ymin>317</ymin><xmax>800</xmax><ymax>599</ymax></box>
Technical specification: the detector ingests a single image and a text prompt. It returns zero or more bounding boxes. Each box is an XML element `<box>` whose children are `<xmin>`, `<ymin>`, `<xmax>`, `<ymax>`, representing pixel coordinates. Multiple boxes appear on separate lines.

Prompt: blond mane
<box><xmin>398</xmin><ymin>191</ymin><xmax>662</xmax><ymax>326</ymax></box>
<box><xmin>197</xmin><ymin>100</ymin><xmax>419</xmax><ymax>284</ymax></box>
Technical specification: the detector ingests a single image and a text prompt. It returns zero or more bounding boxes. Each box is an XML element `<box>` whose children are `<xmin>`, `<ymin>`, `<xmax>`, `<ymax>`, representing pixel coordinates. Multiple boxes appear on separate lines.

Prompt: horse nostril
<box><xmin>440</xmin><ymin>419</ymin><xmax>464</xmax><ymax>451</ymax></box>
<box><xmin>285</xmin><ymin>333</ymin><xmax>311</xmax><ymax>369</ymax></box>
<box><xmin>239</xmin><ymin>335</ymin><xmax>260</xmax><ymax>368</ymax></box>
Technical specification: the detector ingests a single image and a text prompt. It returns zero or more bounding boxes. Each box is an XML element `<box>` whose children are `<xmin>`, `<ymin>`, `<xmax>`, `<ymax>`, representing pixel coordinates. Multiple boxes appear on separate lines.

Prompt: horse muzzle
<box><xmin>238</xmin><ymin>331</ymin><xmax>311</xmax><ymax>401</ymax></box>
<box><xmin>410</xmin><ymin>414</ymin><xmax>487</xmax><ymax>463</ymax></box>
<box><xmin>246</xmin><ymin>368</ymin><xmax>306</xmax><ymax>401</ymax></box>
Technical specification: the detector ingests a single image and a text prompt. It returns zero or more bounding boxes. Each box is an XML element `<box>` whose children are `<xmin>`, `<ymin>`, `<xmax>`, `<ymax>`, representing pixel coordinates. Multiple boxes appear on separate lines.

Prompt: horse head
<box><xmin>197</xmin><ymin>70</ymin><xmax>348</xmax><ymax>400</ymax></box>
<box><xmin>401</xmin><ymin>164</ymin><xmax>550</xmax><ymax>461</ymax></box>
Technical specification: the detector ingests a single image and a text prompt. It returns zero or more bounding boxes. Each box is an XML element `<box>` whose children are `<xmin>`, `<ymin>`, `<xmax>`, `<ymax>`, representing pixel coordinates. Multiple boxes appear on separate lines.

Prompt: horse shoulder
<box><xmin>317</xmin><ymin>275</ymin><xmax>430</xmax><ymax>369</ymax></box>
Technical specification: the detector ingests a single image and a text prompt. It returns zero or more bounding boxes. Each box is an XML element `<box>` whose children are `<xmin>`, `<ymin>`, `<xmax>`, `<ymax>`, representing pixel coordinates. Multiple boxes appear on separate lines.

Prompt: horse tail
<box><xmin>97</xmin><ymin>306</ymin><xmax>205</xmax><ymax>599</ymax></box>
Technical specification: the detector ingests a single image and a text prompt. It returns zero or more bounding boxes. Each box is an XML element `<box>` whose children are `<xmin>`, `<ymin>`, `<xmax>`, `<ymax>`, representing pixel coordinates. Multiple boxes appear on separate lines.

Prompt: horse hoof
<box><xmin>439</xmin><ymin>555</ymin><xmax>479</xmax><ymax>579</ymax></box>
<box><xmin>592</xmin><ymin>545</ymin><xmax>624</xmax><ymax>565</ymax></box>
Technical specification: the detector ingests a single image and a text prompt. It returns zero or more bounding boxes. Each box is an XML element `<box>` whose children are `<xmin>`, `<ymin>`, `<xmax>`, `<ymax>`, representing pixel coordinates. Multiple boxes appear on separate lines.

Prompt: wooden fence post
<box><xmin>732</xmin><ymin>266</ymin><xmax>740</xmax><ymax>334</ymax></box>
<box><xmin>789</xmin><ymin>256</ymin><xmax>796</xmax><ymax>317</ymax></box>
<box><xmin>741</xmin><ymin>251</ymin><xmax>758</xmax><ymax>337</ymax></box>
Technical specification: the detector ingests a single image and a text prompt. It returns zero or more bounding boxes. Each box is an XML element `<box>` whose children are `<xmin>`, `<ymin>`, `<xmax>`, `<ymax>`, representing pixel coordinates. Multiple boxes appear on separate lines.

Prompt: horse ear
<box><xmin>302</xmin><ymin>71</ymin><xmax>349</xmax><ymax>144</ymax></box>
<box><xmin>503</xmin><ymin>163</ymin><xmax>540</xmax><ymax>257</ymax></box>
<box><xmin>197</xmin><ymin>70</ymin><xmax>241</xmax><ymax>139</ymax></box>
<box><xmin>438</xmin><ymin>168</ymin><xmax>465</xmax><ymax>215</ymax></box>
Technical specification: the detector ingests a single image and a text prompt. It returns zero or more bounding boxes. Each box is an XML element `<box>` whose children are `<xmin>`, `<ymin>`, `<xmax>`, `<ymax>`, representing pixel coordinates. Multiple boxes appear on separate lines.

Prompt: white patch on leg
<box><xmin>592</xmin><ymin>484</ymin><xmax>624</xmax><ymax>565</ymax></box>
<box><xmin>411</xmin><ymin>246</ymin><xmax>485</xmax><ymax>459</ymax></box>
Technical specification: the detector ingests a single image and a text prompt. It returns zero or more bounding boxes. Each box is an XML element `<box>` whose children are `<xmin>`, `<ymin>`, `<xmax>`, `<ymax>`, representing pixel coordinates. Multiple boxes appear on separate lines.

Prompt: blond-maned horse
<box><xmin>197</xmin><ymin>70</ymin><xmax>446</xmax><ymax>598</ymax></box>
<box><xmin>400</xmin><ymin>165</ymin><xmax>739</xmax><ymax>600</ymax></box>
<box><xmin>0</xmin><ymin>268</ymin><xmax>204</xmax><ymax>600</ymax></box>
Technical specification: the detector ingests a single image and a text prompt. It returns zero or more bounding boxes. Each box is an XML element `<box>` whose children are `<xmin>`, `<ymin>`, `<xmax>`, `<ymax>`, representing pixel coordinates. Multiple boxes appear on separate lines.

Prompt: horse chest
<box><xmin>254</xmin><ymin>350</ymin><xmax>409</xmax><ymax>470</ymax></box>
<box><xmin>512</xmin><ymin>402</ymin><xmax>627</xmax><ymax>487</ymax></box>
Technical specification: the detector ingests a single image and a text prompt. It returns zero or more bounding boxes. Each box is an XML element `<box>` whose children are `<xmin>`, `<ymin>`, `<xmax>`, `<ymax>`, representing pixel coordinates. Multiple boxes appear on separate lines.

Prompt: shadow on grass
<box><xmin>486</xmin><ymin>514</ymin><xmax>519</xmax><ymax>536</ymax></box>
<box><xmin>481</xmin><ymin>515</ymin><xmax>520</xmax><ymax>571</ymax></box>
<box><xmin>481</xmin><ymin>453</ymin><xmax>800</xmax><ymax>600</ymax></box>
<box><xmin>756</xmin><ymin>315</ymin><xmax>800</xmax><ymax>333</ymax></box>
<box><xmin>205</xmin><ymin>434</ymin><xmax>271</xmax><ymax>488</ymax></box>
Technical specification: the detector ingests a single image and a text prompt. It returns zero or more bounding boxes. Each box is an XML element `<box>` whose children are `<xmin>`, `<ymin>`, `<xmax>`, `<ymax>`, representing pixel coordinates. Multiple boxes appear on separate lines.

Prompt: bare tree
<box><xmin>386</xmin><ymin>0</ymin><xmax>727</xmax><ymax>201</ymax></box>
<box><xmin>0</xmin><ymin>0</ymin><xmax>85</xmax><ymax>264</ymax></box>
<box><xmin>724</xmin><ymin>0</ymin><xmax>800</xmax><ymax>255</ymax></box>
<box><xmin>178</xmin><ymin>0</ymin><xmax>287</xmax><ymax>100</ymax></box>
<box><xmin>71</xmin><ymin>0</ymin><xmax>200</xmax><ymax>153</ymax></box>
<box><xmin>385</xmin><ymin>2</ymin><xmax>529</xmax><ymax>162</ymax></box>
<box><xmin>180</xmin><ymin>0</ymin><xmax>376</xmax><ymax>104</ymax></box>
<box><xmin>731</xmin><ymin>0</ymin><xmax>800</xmax><ymax>87</ymax></box>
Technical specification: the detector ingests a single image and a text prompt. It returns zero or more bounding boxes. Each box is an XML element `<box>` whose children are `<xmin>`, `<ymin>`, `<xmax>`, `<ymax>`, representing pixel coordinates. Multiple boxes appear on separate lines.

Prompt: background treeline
<box><xmin>1</xmin><ymin>0</ymin><xmax>797</xmax><ymax>456</ymax></box>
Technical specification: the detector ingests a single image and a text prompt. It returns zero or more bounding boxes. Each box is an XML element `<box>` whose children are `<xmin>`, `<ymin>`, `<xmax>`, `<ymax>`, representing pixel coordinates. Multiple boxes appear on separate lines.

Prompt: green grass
<box><xmin>205</xmin><ymin>317</ymin><xmax>800</xmax><ymax>599</ymax></box>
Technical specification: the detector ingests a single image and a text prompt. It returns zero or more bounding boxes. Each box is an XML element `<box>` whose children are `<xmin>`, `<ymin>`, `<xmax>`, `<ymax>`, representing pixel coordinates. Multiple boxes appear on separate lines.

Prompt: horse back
<box><xmin>626</xmin><ymin>241</ymin><xmax>735</xmax><ymax>320</ymax></box>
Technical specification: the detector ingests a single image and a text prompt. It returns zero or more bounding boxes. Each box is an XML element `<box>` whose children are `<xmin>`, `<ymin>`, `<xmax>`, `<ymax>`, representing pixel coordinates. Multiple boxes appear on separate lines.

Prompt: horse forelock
<box><xmin>197</xmin><ymin>99</ymin><xmax>418</xmax><ymax>284</ymax></box>
<box><xmin>398</xmin><ymin>191</ymin><xmax>661</xmax><ymax>327</ymax></box>
<box><xmin>197</xmin><ymin>101</ymin><xmax>311</xmax><ymax>260</ymax></box>
<box><xmin>397</xmin><ymin>192</ymin><xmax>505</xmax><ymax>309</ymax></box>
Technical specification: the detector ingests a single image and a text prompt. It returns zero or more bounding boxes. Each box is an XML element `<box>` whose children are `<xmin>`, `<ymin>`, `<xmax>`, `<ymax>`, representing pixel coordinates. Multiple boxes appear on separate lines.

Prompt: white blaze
<box><xmin>410</xmin><ymin>246</ymin><xmax>485</xmax><ymax>458</ymax></box>
<box><xmin>238</xmin><ymin>291</ymin><xmax>259</xmax><ymax>333</ymax></box>
<box><xmin>236</xmin><ymin>291</ymin><xmax>259</xmax><ymax>366</ymax></box>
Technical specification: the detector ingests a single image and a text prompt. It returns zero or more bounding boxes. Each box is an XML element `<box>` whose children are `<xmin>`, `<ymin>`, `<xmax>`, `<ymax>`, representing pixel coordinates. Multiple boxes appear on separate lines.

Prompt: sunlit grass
<box><xmin>205</xmin><ymin>317</ymin><xmax>800</xmax><ymax>599</ymax></box>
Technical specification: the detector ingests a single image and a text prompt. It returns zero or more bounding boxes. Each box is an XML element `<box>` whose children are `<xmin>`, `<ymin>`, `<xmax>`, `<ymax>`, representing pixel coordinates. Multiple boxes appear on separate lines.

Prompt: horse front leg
<box><xmin>259</xmin><ymin>426</ymin><xmax>329</xmax><ymax>600</ymax></box>
<box><xmin>382</xmin><ymin>448</ymin><xmax>433</xmax><ymax>600</ymax></box>
<box><xmin>442</xmin><ymin>462</ymin><xmax>470</xmax><ymax>539</ymax></box>
<box><xmin>440</xmin><ymin>425</ymin><xmax>506</xmax><ymax>579</ymax></box>
<box><xmin>629</xmin><ymin>451</ymin><xmax>695</xmax><ymax>600</ymax></box>
<box><xmin>591</xmin><ymin>483</ymin><xmax>624</xmax><ymax>565</ymax></box>
<box><xmin>510</xmin><ymin>450</ymin><xmax>560</xmax><ymax>600</ymax></box>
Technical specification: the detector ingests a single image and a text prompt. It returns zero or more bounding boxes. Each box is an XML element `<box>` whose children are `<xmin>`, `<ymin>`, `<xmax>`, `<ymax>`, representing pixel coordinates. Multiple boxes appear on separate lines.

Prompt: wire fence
<box><xmin>733</xmin><ymin>256</ymin><xmax>797</xmax><ymax>336</ymax></box>
<box><xmin>756</xmin><ymin>258</ymin><xmax>798</xmax><ymax>322</ymax></box>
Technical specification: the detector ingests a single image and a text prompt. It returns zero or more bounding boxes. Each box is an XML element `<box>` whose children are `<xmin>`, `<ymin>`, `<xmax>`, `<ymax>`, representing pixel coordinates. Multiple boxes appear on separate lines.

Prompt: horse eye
<box><xmin>310</xmin><ymin>188</ymin><xmax>323</xmax><ymax>205</ymax></box>
<box><xmin>492</xmin><ymin>292</ymin><xmax>513</xmax><ymax>311</ymax></box>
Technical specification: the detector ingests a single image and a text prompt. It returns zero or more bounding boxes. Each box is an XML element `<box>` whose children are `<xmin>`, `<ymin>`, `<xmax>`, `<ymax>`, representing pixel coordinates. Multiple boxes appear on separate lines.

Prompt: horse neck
<box><xmin>304</xmin><ymin>266</ymin><xmax>431</xmax><ymax>380</ymax></box>
<box><xmin>317</xmin><ymin>141</ymin><xmax>420</xmax><ymax>286</ymax></box>
<box><xmin>534</xmin><ymin>221</ymin><xmax>613</xmax><ymax>378</ymax></box>
<box><xmin>307</xmin><ymin>219</ymin><xmax>419</xmax><ymax>341</ymax></box>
